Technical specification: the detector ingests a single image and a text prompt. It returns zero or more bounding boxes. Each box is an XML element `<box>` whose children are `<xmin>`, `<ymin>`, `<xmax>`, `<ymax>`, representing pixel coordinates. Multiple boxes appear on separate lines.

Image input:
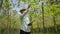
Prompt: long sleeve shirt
<box><xmin>18</xmin><ymin>10</ymin><xmax>31</xmax><ymax>32</ymax></box>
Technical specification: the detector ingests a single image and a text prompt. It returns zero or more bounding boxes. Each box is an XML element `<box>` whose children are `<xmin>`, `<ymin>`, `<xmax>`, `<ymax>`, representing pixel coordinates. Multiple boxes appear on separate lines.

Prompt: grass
<box><xmin>33</xmin><ymin>32</ymin><xmax>60</xmax><ymax>34</ymax></box>
<box><xmin>0</xmin><ymin>30</ymin><xmax>60</xmax><ymax>34</ymax></box>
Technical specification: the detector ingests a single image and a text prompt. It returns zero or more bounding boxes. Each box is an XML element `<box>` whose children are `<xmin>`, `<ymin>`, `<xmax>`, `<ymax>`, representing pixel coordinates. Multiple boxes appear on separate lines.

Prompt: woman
<box><xmin>18</xmin><ymin>2</ymin><xmax>31</xmax><ymax>34</ymax></box>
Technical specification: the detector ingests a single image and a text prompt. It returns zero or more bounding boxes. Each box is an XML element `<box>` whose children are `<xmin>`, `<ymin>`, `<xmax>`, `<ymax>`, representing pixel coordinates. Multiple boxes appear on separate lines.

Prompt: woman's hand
<box><xmin>27</xmin><ymin>3</ymin><xmax>31</xmax><ymax>9</ymax></box>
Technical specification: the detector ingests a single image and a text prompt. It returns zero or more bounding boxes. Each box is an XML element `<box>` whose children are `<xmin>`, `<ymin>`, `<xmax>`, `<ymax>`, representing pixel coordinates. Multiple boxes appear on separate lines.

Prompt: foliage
<box><xmin>0</xmin><ymin>0</ymin><xmax>60</xmax><ymax>34</ymax></box>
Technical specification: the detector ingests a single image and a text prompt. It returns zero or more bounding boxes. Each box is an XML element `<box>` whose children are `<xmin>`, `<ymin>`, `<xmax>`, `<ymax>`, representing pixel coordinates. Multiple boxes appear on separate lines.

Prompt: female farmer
<box><xmin>18</xmin><ymin>2</ymin><xmax>31</xmax><ymax>34</ymax></box>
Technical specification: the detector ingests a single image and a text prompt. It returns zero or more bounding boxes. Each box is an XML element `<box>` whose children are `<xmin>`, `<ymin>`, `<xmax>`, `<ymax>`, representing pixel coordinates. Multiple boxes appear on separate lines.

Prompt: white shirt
<box><xmin>18</xmin><ymin>10</ymin><xmax>31</xmax><ymax>32</ymax></box>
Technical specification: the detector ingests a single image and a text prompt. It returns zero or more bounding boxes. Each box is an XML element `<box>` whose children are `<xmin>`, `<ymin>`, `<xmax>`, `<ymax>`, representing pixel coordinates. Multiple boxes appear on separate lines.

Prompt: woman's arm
<box><xmin>19</xmin><ymin>3</ymin><xmax>31</xmax><ymax>16</ymax></box>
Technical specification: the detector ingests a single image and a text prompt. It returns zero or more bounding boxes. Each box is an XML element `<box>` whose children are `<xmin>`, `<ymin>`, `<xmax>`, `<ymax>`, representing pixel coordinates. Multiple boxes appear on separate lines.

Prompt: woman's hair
<box><xmin>20</xmin><ymin>8</ymin><xmax>26</xmax><ymax>13</ymax></box>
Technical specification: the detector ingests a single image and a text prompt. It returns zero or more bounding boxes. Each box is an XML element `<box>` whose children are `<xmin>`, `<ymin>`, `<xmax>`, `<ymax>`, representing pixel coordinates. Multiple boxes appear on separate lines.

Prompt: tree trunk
<box><xmin>41</xmin><ymin>2</ymin><xmax>45</xmax><ymax>34</ymax></box>
<box><xmin>53</xmin><ymin>15</ymin><xmax>57</xmax><ymax>34</ymax></box>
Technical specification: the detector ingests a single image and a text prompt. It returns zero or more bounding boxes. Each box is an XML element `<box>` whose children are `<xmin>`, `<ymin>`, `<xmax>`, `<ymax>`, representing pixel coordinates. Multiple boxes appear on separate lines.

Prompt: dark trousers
<box><xmin>20</xmin><ymin>30</ymin><xmax>30</xmax><ymax>34</ymax></box>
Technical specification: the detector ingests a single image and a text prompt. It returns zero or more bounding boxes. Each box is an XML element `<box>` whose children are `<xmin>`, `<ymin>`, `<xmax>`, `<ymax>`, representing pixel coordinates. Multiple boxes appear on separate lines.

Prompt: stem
<box><xmin>42</xmin><ymin>2</ymin><xmax>45</xmax><ymax>34</ymax></box>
